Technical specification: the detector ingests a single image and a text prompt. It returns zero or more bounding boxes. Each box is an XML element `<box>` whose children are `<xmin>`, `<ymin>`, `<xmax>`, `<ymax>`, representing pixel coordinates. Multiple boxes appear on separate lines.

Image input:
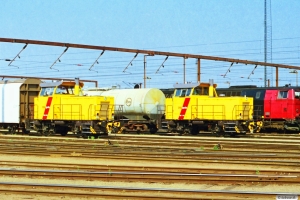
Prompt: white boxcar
<box><xmin>0</xmin><ymin>79</ymin><xmax>41</xmax><ymax>133</ymax></box>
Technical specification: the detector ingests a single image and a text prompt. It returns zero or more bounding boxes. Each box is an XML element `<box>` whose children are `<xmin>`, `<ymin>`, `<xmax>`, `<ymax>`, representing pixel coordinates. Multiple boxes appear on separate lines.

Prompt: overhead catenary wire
<box><xmin>248</xmin><ymin>65</ymin><xmax>258</xmax><ymax>79</ymax></box>
<box><xmin>123</xmin><ymin>53</ymin><xmax>138</xmax><ymax>72</ymax></box>
<box><xmin>50</xmin><ymin>47</ymin><xmax>69</xmax><ymax>71</ymax></box>
<box><xmin>89</xmin><ymin>50</ymin><xmax>105</xmax><ymax>73</ymax></box>
<box><xmin>7</xmin><ymin>43</ymin><xmax>28</xmax><ymax>66</ymax></box>
<box><xmin>155</xmin><ymin>56</ymin><xmax>169</xmax><ymax>74</ymax></box>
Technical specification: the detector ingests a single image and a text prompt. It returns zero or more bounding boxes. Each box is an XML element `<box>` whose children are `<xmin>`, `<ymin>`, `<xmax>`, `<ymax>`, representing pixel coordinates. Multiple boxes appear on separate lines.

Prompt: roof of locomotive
<box><xmin>218</xmin><ymin>85</ymin><xmax>300</xmax><ymax>91</ymax></box>
<box><xmin>173</xmin><ymin>82</ymin><xmax>217</xmax><ymax>89</ymax></box>
<box><xmin>40</xmin><ymin>80</ymin><xmax>84</xmax><ymax>88</ymax></box>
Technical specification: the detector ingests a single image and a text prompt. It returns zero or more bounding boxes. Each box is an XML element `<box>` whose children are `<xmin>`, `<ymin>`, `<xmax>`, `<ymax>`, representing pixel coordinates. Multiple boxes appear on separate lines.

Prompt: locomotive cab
<box><xmin>173</xmin><ymin>83</ymin><xmax>217</xmax><ymax>97</ymax></box>
<box><xmin>39</xmin><ymin>79</ymin><xmax>84</xmax><ymax>97</ymax></box>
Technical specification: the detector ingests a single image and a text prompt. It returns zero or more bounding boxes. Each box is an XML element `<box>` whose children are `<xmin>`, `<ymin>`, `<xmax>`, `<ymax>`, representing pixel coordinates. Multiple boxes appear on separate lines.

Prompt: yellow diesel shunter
<box><xmin>34</xmin><ymin>78</ymin><xmax>115</xmax><ymax>137</ymax></box>
<box><xmin>165</xmin><ymin>79</ymin><xmax>254</xmax><ymax>136</ymax></box>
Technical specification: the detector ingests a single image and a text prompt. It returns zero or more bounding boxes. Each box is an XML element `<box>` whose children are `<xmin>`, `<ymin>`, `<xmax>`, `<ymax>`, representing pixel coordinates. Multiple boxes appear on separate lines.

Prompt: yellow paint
<box><xmin>34</xmin><ymin>81</ymin><xmax>114</xmax><ymax>121</ymax></box>
<box><xmin>166</xmin><ymin>83</ymin><xmax>254</xmax><ymax>121</ymax></box>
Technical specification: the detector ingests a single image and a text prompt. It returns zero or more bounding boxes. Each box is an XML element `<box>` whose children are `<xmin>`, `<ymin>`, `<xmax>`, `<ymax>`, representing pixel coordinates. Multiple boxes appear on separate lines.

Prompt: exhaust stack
<box><xmin>74</xmin><ymin>78</ymin><xmax>80</xmax><ymax>96</ymax></box>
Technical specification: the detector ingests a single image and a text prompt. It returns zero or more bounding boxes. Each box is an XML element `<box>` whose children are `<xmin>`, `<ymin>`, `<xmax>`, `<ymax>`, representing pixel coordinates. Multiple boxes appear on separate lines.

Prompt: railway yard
<box><xmin>0</xmin><ymin>132</ymin><xmax>299</xmax><ymax>200</ymax></box>
<box><xmin>2</xmin><ymin>64</ymin><xmax>300</xmax><ymax>200</ymax></box>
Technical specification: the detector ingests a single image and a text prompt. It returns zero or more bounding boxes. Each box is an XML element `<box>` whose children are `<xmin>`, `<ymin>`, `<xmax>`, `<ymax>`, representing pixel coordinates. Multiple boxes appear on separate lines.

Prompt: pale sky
<box><xmin>0</xmin><ymin>0</ymin><xmax>299</xmax><ymax>88</ymax></box>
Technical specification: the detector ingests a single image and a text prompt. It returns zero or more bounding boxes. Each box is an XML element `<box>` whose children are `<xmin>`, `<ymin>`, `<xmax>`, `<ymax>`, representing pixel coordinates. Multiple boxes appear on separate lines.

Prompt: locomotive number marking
<box><xmin>42</xmin><ymin>97</ymin><xmax>53</xmax><ymax>120</ymax></box>
<box><xmin>178</xmin><ymin>97</ymin><xmax>190</xmax><ymax>120</ymax></box>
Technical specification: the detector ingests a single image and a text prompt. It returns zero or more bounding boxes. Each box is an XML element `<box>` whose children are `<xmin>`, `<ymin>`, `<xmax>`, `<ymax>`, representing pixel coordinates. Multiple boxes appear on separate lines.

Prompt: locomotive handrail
<box><xmin>190</xmin><ymin>105</ymin><xmax>226</xmax><ymax>120</ymax></box>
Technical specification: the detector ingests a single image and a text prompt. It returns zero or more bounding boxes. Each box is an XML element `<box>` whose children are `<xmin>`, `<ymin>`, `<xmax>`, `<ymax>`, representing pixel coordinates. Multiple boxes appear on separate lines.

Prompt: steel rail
<box><xmin>2</xmin><ymin>146</ymin><xmax>300</xmax><ymax>161</ymax></box>
<box><xmin>1</xmin><ymin>140</ymin><xmax>300</xmax><ymax>157</ymax></box>
<box><xmin>1</xmin><ymin>160</ymin><xmax>299</xmax><ymax>176</ymax></box>
<box><xmin>3</xmin><ymin>131</ymin><xmax>300</xmax><ymax>145</ymax></box>
<box><xmin>1</xmin><ymin>139</ymin><xmax>300</xmax><ymax>157</ymax></box>
<box><xmin>0</xmin><ymin>149</ymin><xmax>300</xmax><ymax>167</ymax></box>
<box><xmin>2</xmin><ymin>135</ymin><xmax>300</xmax><ymax>150</ymax></box>
<box><xmin>1</xmin><ymin>168</ymin><xmax>298</xmax><ymax>184</ymax></box>
<box><xmin>0</xmin><ymin>182</ymin><xmax>298</xmax><ymax>199</ymax></box>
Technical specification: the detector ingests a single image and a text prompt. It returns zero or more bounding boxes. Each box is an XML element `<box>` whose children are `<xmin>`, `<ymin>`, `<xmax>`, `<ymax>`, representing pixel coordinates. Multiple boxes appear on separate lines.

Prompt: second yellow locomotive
<box><xmin>165</xmin><ymin>79</ymin><xmax>254</xmax><ymax>136</ymax></box>
<box><xmin>34</xmin><ymin>78</ymin><xmax>115</xmax><ymax>137</ymax></box>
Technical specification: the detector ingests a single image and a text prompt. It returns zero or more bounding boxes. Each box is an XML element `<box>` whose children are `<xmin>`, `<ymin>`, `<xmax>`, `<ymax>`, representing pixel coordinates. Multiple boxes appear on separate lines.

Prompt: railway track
<box><xmin>0</xmin><ymin>135</ymin><xmax>300</xmax><ymax>168</ymax></box>
<box><xmin>0</xmin><ymin>166</ymin><xmax>299</xmax><ymax>184</ymax></box>
<box><xmin>1</xmin><ymin>181</ymin><xmax>292</xmax><ymax>200</ymax></box>
<box><xmin>1</xmin><ymin>139</ymin><xmax>300</xmax><ymax>167</ymax></box>
<box><xmin>0</xmin><ymin>133</ymin><xmax>299</xmax><ymax>199</ymax></box>
<box><xmin>1</xmin><ymin>149</ymin><xmax>300</xmax><ymax>167</ymax></box>
<box><xmin>2</xmin><ymin>129</ymin><xmax>300</xmax><ymax>139</ymax></box>
<box><xmin>2</xmin><ymin>160</ymin><xmax>299</xmax><ymax>176</ymax></box>
<box><xmin>1</xmin><ymin>133</ymin><xmax>300</xmax><ymax>156</ymax></box>
<box><xmin>2</xmin><ymin>133</ymin><xmax>300</xmax><ymax>150</ymax></box>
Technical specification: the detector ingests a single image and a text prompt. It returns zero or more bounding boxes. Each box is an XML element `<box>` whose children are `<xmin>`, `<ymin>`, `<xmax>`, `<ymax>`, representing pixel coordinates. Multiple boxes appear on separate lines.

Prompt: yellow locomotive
<box><xmin>165</xmin><ymin>79</ymin><xmax>254</xmax><ymax>136</ymax></box>
<box><xmin>33</xmin><ymin>78</ymin><xmax>115</xmax><ymax>137</ymax></box>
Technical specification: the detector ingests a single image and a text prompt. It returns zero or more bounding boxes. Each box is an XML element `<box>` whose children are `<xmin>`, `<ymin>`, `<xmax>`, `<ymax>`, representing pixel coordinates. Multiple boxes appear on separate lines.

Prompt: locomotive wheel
<box><xmin>22</xmin><ymin>127</ymin><xmax>30</xmax><ymax>134</ymax></box>
<box><xmin>212</xmin><ymin>125</ymin><xmax>223</xmax><ymax>137</ymax></box>
<box><xmin>122</xmin><ymin>128</ymin><xmax>127</xmax><ymax>134</ymax></box>
<box><xmin>149</xmin><ymin>127</ymin><xmax>157</xmax><ymax>134</ymax></box>
<box><xmin>110</xmin><ymin>127</ymin><xmax>120</xmax><ymax>134</ymax></box>
<box><xmin>43</xmin><ymin>131</ymin><xmax>48</xmax><ymax>136</ymax></box>
<box><xmin>191</xmin><ymin>126</ymin><xmax>199</xmax><ymax>135</ymax></box>
<box><xmin>37</xmin><ymin>130</ymin><xmax>43</xmax><ymax>136</ymax></box>
<box><xmin>8</xmin><ymin>127</ymin><xmax>16</xmax><ymax>134</ymax></box>
<box><xmin>44</xmin><ymin>130</ymin><xmax>54</xmax><ymax>136</ymax></box>
<box><xmin>59</xmin><ymin>128</ymin><xmax>69</xmax><ymax>136</ymax></box>
<box><xmin>60</xmin><ymin>131</ymin><xmax>68</xmax><ymax>136</ymax></box>
<box><xmin>229</xmin><ymin>132</ymin><xmax>236</xmax><ymax>137</ymax></box>
<box><xmin>115</xmin><ymin>127</ymin><xmax>121</xmax><ymax>134</ymax></box>
<box><xmin>183</xmin><ymin>129</ymin><xmax>190</xmax><ymax>135</ymax></box>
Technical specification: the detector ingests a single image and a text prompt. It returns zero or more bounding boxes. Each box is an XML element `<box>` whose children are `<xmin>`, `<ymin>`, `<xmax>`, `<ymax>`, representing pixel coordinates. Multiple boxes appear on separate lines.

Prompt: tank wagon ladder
<box><xmin>113</xmin><ymin>105</ymin><xmax>124</xmax><ymax>120</ymax></box>
<box><xmin>157</xmin><ymin>104</ymin><xmax>166</xmax><ymax>130</ymax></box>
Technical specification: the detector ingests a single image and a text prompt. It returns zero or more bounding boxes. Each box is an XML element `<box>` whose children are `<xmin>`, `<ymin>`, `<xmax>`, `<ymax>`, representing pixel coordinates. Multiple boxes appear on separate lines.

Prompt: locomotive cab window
<box><xmin>255</xmin><ymin>91</ymin><xmax>261</xmax><ymax>99</ymax></box>
<box><xmin>278</xmin><ymin>91</ymin><xmax>288</xmax><ymax>99</ymax></box>
<box><xmin>193</xmin><ymin>86</ymin><xmax>208</xmax><ymax>95</ymax></box>
<box><xmin>55</xmin><ymin>86</ymin><xmax>75</xmax><ymax>94</ymax></box>
<box><xmin>202</xmin><ymin>87</ymin><xmax>208</xmax><ymax>95</ymax></box>
<box><xmin>193</xmin><ymin>88</ymin><xmax>201</xmax><ymax>95</ymax></box>
<box><xmin>295</xmin><ymin>91</ymin><xmax>300</xmax><ymax>99</ymax></box>
<box><xmin>175</xmin><ymin>89</ymin><xmax>191</xmax><ymax>97</ymax></box>
<box><xmin>40</xmin><ymin>87</ymin><xmax>54</xmax><ymax>96</ymax></box>
<box><xmin>186</xmin><ymin>89</ymin><xmax>191</xmax><ymax>96</ymax></box>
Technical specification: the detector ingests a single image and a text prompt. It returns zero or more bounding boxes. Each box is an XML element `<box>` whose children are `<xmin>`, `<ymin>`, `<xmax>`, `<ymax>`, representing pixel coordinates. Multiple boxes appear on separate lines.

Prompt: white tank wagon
<box><xmin>100</xmin><ymin>88</ymin><xmax>166</xmax><ymax>134</ymax></box>
<box><xmin>0</xmin><ymin>79</ymin><xmax>41</xmax><ymax>133</ymax></box>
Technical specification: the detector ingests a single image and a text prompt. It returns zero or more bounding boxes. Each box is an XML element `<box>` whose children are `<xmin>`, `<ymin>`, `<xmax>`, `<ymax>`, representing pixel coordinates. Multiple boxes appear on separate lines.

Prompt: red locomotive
<box><xmin>217</xmin><ymin>85</ymin><xmax>300</xmax><ymax>133</ymax></box>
